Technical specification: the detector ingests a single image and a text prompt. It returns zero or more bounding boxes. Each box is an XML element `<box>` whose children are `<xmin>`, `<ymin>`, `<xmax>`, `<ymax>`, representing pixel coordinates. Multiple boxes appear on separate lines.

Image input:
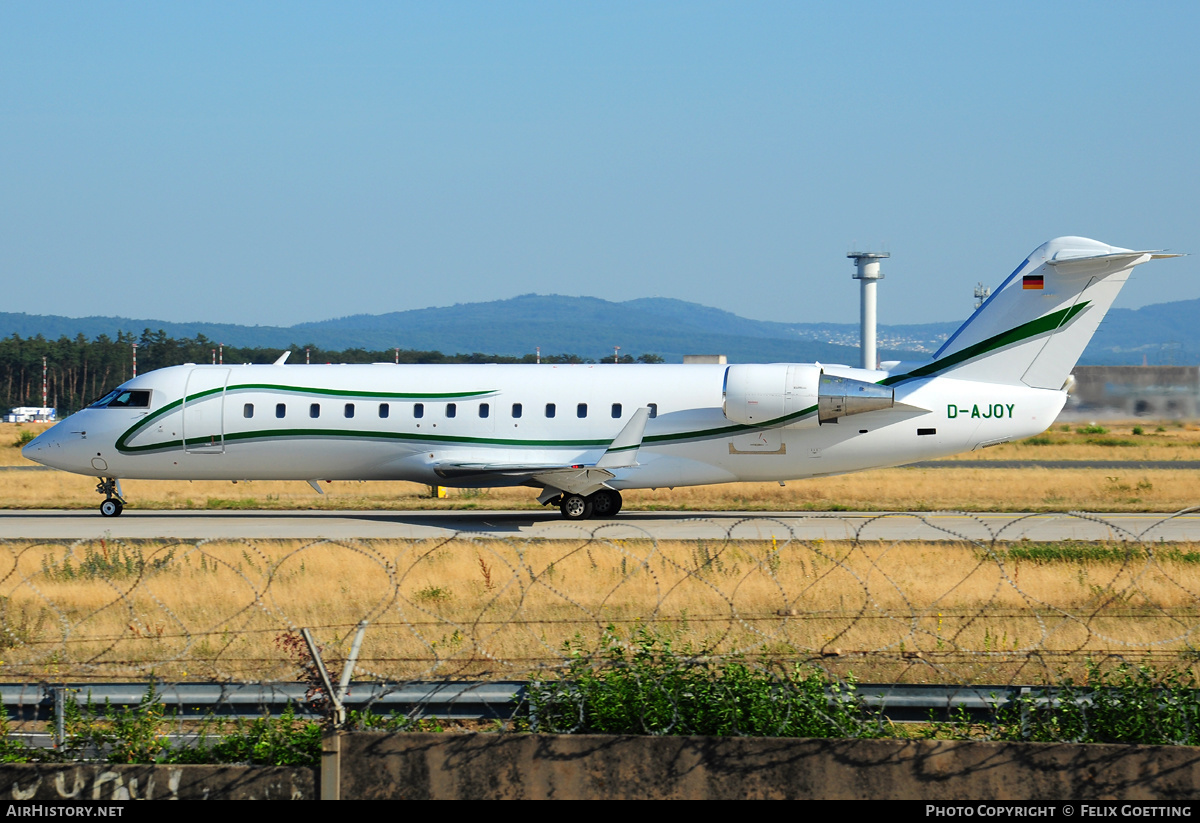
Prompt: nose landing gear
<box><xmin>96</xmin><ymin>477</ymin><xmax>125</xmax><ymax>517</ymax></box>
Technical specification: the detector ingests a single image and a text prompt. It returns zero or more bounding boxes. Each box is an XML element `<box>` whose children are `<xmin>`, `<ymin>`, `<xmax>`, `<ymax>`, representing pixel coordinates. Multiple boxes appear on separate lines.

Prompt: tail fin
<box><xmin>900</xmin><ymin>237</ymin><xmax>1181</xmax><ymax>389</ymax></box>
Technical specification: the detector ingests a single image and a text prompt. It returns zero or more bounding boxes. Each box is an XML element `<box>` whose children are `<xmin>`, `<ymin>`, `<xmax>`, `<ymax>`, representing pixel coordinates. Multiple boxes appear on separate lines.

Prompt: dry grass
<box><xmin>2</xmin><ymin>536</ymin><xmax>1199</xmax><ymax>685</ymax></box>
<box><xmin>4</xmin><ymin>421</ymin><xmax>1200</xmax><ymax>512</ymax></box>
<box><xmin>1</xmin><ymin>468</ymin><xmax>1197</xmax><ymax>513</ymax></box>
<box><xmin>934</xmin><ymin>419</ymin><xmax>1200</xmax><ymax>462</ymax></box>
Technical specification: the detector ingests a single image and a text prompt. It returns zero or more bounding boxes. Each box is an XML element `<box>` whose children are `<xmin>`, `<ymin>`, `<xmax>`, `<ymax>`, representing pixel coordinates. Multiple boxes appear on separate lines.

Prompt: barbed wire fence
<box><xmin>3</xmin><ymin>510</ymin><xmax>1200</xmax><ymax>748</ymax></box>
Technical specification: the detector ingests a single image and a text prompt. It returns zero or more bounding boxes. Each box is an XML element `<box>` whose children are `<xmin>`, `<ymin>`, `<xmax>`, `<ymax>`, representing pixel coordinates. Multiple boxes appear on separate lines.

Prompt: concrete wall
<box><xmin>5</xmin><ymin>734</ymin><xmax>1199</xmax><ymax>800</ymax></box>
<box><xmin>0</xmin><ymin>764</ymin><xmax>315</xmax><ymax>801</ymax></box>
<box><xmin>335</xmin><ymin>733</ymin><xmax>1200</xmax><ymax>800</ymax></box>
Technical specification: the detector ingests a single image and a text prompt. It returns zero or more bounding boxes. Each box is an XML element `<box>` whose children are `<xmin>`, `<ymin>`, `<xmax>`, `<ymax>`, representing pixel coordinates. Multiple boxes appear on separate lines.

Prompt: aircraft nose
<box><xmin>21</xmin><ymin>425</ymin><xmax>84</xmax><ymax>472</ymax></box>
<box><xmin>21</xmin><ymin>431</ymin><xmax>48</xmax><ymax>462</ymax></box>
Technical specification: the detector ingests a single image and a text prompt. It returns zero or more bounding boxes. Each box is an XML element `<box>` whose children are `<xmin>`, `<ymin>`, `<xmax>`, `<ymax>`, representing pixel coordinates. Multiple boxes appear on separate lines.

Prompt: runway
<box><xmin>1</xmin><ymin>508</ymin><xmax>1197</xmax><ymax>542</ymax></box>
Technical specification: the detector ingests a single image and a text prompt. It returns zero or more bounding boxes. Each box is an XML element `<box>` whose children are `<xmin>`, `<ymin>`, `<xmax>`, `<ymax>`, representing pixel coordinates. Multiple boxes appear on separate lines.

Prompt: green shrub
<box><xmin>992</xmin><ymin>661</ymin><xmax>1200</xmax><ymax>746</ymax></box>
<box><xmin>528</xmin><ymin>627</ymin><xmax>880</xmax><ymax>738</ymax></box>
<box><xmin>167</xmin><ymin>705</ymin><xmax>321</xmax><ymax>766</ymax></box>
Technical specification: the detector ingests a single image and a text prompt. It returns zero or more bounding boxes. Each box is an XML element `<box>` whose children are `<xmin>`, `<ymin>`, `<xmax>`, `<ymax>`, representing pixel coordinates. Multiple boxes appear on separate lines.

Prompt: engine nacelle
<box><xmin>722</xmin><ymin>364</ymin><xmax>822</xmax><ymax>427</ymax></box>
<box><xmin>723</xmin><ymin>365</ymin><xmax>894</xmax><ymax>427</ymax></box>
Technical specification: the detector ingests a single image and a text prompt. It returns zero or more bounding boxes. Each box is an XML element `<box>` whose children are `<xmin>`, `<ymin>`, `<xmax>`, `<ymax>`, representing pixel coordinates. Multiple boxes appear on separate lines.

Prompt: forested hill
<box><xmin>0</xmin><ymin>295</ymin><xmax>937</xmax><ymax>366</ymax></box>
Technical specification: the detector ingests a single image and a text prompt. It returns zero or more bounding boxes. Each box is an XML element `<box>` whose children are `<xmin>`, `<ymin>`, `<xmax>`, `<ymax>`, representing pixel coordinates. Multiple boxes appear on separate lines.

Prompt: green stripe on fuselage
<box><xmin>115</xmin><ymin>387</ymin><xmax>822</xmax><ymax>455</ymax></box>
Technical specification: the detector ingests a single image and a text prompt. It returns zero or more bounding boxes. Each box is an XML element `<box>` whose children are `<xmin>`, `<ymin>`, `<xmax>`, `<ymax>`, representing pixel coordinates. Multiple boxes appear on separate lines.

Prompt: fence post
<box><xmin>53</xmin><ymin>687</ymin><xmax>65</xmax><ymax>749</ymax></box>
<box><xmin>321</xmin><ymin>729</ymin><xmax>341</xmax><ymax>801</ymax></box>
<box><xmin>337</xmin><ymin>621</ymin><xmax>368</xmax><ymax>707</ymax></box>
<box><xmin>302</xmin><ymin>628</ymin><xmax>343</xmax><ymax>727</ymax></box>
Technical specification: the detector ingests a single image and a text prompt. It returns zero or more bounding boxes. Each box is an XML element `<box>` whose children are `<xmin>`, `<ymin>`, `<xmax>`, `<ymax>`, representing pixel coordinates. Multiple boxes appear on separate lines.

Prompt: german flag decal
<box><xmin>1023</xmin><ymin>274</ymin><xmax>1044</xmax><ymax>290</ymax></box>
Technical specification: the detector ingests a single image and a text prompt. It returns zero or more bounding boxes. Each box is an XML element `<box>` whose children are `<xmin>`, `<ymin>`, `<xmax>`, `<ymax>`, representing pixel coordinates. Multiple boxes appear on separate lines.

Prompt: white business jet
<box><xmin>23</xmin><ymin>237</ymin><xmax>1181</xmax><ymax>519</ymax></box>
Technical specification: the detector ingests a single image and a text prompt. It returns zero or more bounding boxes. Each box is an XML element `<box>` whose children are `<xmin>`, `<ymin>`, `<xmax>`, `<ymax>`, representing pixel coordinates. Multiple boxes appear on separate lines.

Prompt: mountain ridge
<box><xmin>0</xmin><ymin>294</ymin><xmax>1194</xmax><ymax>365</ymax></box>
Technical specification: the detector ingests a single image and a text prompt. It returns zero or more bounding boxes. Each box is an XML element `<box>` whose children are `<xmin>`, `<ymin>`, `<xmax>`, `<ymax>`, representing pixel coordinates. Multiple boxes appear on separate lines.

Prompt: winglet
<box><xmin>595</xmin><ymin>407</ymin><xmax>651</xmax><ymax>469</ymax></box>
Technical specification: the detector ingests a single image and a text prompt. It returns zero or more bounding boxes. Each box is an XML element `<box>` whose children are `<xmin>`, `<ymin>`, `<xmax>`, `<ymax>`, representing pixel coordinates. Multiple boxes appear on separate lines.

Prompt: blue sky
<box><xmin>2</xmin><ymin>2</ymin><xmax>1197</xmax><ymax>329</ymax></box>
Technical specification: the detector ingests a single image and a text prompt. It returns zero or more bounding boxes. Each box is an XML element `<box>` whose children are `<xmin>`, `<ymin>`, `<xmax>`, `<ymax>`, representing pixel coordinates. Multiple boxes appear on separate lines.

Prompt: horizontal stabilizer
<box><xmin>1047</xmin><ymin>249</ymin><xmax>1183</xmax><ymax>266</ymax></box>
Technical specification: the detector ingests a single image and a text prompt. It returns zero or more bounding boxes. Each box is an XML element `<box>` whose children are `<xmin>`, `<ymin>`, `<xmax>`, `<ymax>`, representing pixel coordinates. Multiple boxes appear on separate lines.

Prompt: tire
<box><xmin>100</xmin><ymin>499</ymin><xmax>123</xmax><ymax>517</ymax></box>
<box><xmin>559</xmin><ymin>493</ymin><xmax>593</xmax><ymax>520</ymax></box>
<box><xmin>589</xmin><ymin>489</ymin><xmax>622</xmax><ymax>517</ymax></box>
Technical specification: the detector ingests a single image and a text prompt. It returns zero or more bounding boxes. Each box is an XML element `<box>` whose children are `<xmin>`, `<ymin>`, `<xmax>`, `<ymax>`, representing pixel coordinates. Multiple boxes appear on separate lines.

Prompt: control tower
<box><xmin>847</xmin><ymin>250</ymin><xmax>890</xmax><ymax>370</ymax></box>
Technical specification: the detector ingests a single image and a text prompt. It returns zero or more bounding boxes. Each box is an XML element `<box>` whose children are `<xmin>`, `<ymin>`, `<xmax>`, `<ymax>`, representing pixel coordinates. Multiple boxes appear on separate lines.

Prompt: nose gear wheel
<box><xmin>95</xmin><ymin>477</ymin><xmax>126</xmax><ymax>517</ymax></box>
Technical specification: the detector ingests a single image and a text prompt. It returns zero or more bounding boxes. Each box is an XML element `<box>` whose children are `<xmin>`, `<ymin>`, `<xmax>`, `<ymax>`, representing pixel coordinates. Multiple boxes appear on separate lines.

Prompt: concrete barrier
<box><xmin>335</xmin><ymin>733</ymin><xmax>1200</xmax><ymax>800</ymax></box>
<box><xmin>0</xmin><ymin>764</ymin><xmax>315</xmax><ymax>800</ymax></box>
<box><xmin>5</xmin><ymin>734</ymin><xmax>1198</xmax><ymax>800</ymax></box>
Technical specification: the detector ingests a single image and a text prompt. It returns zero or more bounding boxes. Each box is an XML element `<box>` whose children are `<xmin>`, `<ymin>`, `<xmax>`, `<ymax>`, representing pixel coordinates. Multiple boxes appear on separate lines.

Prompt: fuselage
<box><xmin>24</xmin><ymin>361</ymin><xmax>1066</xmax><ymax>489</ymax></box>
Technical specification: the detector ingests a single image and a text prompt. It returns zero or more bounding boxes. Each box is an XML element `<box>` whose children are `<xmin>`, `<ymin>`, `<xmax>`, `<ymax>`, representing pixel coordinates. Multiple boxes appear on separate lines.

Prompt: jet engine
<box><xmin>722</xmin><ymin>365</ymin><xmax>894</xmax><ymax>427</ymax></box>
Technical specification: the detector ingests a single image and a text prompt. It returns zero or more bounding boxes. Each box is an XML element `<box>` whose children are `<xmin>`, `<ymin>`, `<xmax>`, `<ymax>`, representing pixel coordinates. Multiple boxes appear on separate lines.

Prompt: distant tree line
<box><xmin>0</xmin><ymin>330</ymin><xmax>666</xmax><ymax>414</ymax></box>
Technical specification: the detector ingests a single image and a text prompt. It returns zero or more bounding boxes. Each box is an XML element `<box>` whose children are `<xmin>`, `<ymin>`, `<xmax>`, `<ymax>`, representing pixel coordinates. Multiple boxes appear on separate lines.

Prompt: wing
<box><xmin>432</xmin><ymin>407</ymin><xmax>652</xmax><ymax>497</ymax></box>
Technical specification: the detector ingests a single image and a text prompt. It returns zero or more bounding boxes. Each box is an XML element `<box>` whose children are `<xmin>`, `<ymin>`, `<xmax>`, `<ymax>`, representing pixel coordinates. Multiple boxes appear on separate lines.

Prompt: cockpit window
<box><xmin>89</xmin><ymin>389</ymin><xmax>151</xmax><ymax>409</ymax></box>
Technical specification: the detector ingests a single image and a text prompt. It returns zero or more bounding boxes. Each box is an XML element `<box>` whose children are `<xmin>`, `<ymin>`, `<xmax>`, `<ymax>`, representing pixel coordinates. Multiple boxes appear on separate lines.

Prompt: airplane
<box><xmin>22</xmin><ymin>237</ymin><xmax>1182</xmax><ymax>519</ymax></box>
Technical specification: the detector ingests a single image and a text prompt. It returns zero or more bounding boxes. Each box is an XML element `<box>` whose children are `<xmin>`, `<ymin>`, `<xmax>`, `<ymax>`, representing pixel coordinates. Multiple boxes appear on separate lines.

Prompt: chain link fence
<box><xmin>2</xmin><ymin>511</ymin><xmax>1200</xmax><ymax>748</ymax></box>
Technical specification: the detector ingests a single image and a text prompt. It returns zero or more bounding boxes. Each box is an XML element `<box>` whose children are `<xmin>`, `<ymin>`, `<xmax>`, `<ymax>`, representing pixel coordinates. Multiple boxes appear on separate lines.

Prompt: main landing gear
<box><xmin>96</xmin><ymin>477</ymin><xmax>126</xmax><ymax>517</ymax></box>
<box><xmin>552</xmin><ymin>489</ymin><xmax>623</xmax><ymax>521</ymax></box>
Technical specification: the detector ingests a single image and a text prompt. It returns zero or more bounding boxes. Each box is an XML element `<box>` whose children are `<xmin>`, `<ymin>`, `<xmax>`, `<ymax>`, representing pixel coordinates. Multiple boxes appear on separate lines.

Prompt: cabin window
<box><xmin>479</xmin><ymin>403</ymin><xmax>490</xmax><ymax>419</ymax></box>
<box><xmin>611</xmin><ymin>403</ymin><xmax>622</xmax><ymax>419</ymax></box>
<box><xmin>379</xmin><ymin>403</ymin><xmax>389</xmax><ymax>419</ymax></box>
<box><xmin>275</xmin><ymin>403</ymin><xmax>286</xmax><ymax>419</ymax></box>
<box><xmin>243</xmin><ymin>403</ymin><xmax>254</xmax><ymax>419</ymax></box>
<box><xmin>344</xmin><ymin>403</ymin><xmax>355</xmax><ymax>419</ymax></box>
<box><xmin>512</xmin><ymin>403</ymin><xmax>522</xmax><ymax>419</ymax></box>
<box><xmin>446</xmin><ymin>403</ymin><xmax>457</xmax><ymax>418</ymax></box>
<box><xmin>310</xmin><ymin>403</ymin><xmax>320</xmax><ymax>419</ymax></box>
<box><xmin>414</xmin><ymin>403</ymin><xmax>424</xmax><ymax>419</ymax></box>
<box><xmin>648</xmin><ymin>403</ymin><xmax>658</xmax><ymax>419</ymax></box>
<box><xmin>545</xmin><ymin>403</ymin><xmax>556</xmax><ymax>418</ymax></box>
<box><xmin>577</xmin><ymin>403</ymin><xmax>587</xmax><ymax>418</ymax></box>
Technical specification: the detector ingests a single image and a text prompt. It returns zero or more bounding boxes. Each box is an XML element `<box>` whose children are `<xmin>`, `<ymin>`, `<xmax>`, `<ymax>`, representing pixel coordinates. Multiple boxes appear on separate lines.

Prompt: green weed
<box><xmin>995</xmin><ymin>541</ymin><xmax>1200</xmax><ymax>564</ymax></box>
<box><xmin>991</xmin><ymin>661</ymin><xmax>1200</xmax><ymax>745</ymax></box>
<box><xmin>204</xmin><ymin>498</ymin><xmax>260</xmax><ymax>510</ymax></box>
<box><xmin>528</xmin><ymin>626</ymin><xmax>882</xmax><ymax>738</ymax></box>
<box><xmin>40</xmin><ymin>543</ymin><xmax>176</xmax><ymax>581</ymax></box>
<box><xmin>414</xmin><ymin>585</ymin><xmax>452</xmax><ymax>604</ymax></box>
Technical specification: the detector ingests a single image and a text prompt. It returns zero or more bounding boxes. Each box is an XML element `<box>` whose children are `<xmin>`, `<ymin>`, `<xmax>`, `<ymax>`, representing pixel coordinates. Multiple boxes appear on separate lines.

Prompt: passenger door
<box><xmin>183</xmin><ymin>368</ymin><xmax>230</xmax><ymax>454</ymax></box>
